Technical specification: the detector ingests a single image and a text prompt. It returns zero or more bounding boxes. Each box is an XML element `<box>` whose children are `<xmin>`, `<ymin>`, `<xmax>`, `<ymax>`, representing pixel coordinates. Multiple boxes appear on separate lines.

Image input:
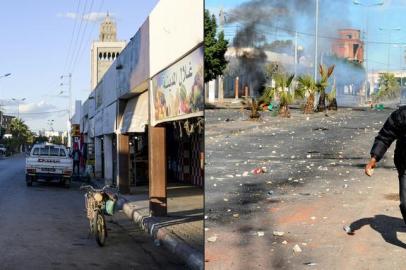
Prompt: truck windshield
<box><xmin>50</xmin><ymin>147</ymin><xmax>59</xmax><ymax>156</ymax></box>
<box><xmin>39</xmin><ymin>147</ymin><xmax>49</xmax><ymax>156</ymax></box>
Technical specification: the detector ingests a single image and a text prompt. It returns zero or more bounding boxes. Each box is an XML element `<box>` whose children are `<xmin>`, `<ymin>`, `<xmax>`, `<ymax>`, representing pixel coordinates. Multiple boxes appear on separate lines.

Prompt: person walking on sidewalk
<box><xmin>365</xmin><ymin>106</ymin><xmax>406</xmax><ymax>223</ymax></box>
<box><xmin>72</xmin><ymin>148</ymin><xmax>81</xmax><ymax>176</ymax></box>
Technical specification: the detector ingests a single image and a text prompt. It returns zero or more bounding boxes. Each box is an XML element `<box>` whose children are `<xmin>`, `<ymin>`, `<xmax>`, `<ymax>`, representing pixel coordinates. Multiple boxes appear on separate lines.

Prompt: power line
<box><xmin>70</xmin><ymin>0</ymin><xmax>95</xmax><ymax>73</ymax></box>
<box><xmin>222</xmin><ymin>24</ymin><xmax>406</xmax><ymax>45</ymax></box>
<box><xmin>67</xmin><ymin>0</ymin><xmax>88</xmax><ymax>72</ymax></box>
<box><xmin>7</xmin><ymin>110</ymin><xmax>68</xmax><ymax>116</ymax></box>
<box><xmin>71</xmin><ymin>0</ymin><xmax>105</xmax><ymax>74</ymax></box>
<box><xmin>62</xmin><ymin>0</ymin><xmax>82</xmax><ymax>74</ymax></box>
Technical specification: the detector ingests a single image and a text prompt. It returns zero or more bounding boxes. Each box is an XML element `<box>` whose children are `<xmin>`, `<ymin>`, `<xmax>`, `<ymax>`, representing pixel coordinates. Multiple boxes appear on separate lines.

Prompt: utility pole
<box><xmin>61</xmin><ymin>73</ymin><xmax>72</xmax><ymax>148</ymax></box>
<box><xmin>314</xmin><ymin>0</ymin><xmax>319</xmax><ymax>81</ymax></box>
<box><xmin>294</xmin><ymin>31</ymin><xmax>298</xmax><ymax>78</ymax></box>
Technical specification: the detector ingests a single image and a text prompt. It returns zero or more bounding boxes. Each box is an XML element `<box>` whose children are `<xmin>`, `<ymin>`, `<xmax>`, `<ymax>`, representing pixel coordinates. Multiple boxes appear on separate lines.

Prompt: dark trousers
<box><xmin>399</xmin><ymin>174</ymin><xmax>406</xmax><ymax>224</ymax></box>
<box><xmin>73</xmin><ymin>161</ymin><xmax>80</xmax><ymax>175</ymax></box>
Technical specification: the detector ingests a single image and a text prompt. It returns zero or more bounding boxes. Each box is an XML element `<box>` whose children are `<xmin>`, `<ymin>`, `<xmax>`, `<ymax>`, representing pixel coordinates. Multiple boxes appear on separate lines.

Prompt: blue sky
<box><xmin>205</xmin><ymin>0</ymin><xmax>406</xmax><ymax>76</ymax></box>
<box><xmin>0</xmin><ymin>0</ymin><xmax>158</xmax><ymax>132</ymax></box>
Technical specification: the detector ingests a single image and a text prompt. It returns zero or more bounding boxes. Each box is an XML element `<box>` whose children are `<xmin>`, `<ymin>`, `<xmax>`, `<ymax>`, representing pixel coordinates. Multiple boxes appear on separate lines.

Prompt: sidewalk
<box><xmin>91</xmin><ymin>178</ymin><xmax>204</xmax><ymax>270</ymax></box>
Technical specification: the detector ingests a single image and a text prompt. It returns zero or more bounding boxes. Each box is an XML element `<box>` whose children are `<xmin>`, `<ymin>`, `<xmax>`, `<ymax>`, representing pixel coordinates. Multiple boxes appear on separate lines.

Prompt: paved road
<box><xmin>205</xmin><ymin>108</ymin><xmax>406</xmax><ymax>269</ymax></box>
<box><xmin>0</xmin><ymin>154</ymin><xmax>185</xmax><ymax>270</ymax></box>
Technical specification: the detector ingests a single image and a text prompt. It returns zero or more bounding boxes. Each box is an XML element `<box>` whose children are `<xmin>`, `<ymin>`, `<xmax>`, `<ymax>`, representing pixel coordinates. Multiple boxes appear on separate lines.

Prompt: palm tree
<box><xmin>296</xmin><ymin>74</ymin><xmax>317</xmax><ymax>114</ymax></box>
<box><xmin>10</xmin><ymin>118</ymin><xmax>31</xmax><ymax>152</ymax></box>
<box><xmin>326</xmin><ymin>86</ymin><xmax>337</xmax><ymax>110</ymax></box>
<box><xmin>274</xmin><ymin>73</ymin><xmax>296</xmax><ymax>117</ymax></box>
<box><xmin>316</xmin><ymin>64</ymin><xmax>335</xmax><ymax>112</ymax></box>
<box><xmin>374</xmin><ymin>72</ymin><xmax>400</xmax><ymax>101</ymax></box>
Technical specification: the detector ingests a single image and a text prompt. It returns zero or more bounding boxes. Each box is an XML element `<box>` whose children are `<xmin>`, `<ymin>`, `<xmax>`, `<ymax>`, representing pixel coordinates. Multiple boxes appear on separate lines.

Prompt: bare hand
<box><xmin>365</xmin><ymin>157</ymin><xmax>377</xmax><ymax>176</ymax></box>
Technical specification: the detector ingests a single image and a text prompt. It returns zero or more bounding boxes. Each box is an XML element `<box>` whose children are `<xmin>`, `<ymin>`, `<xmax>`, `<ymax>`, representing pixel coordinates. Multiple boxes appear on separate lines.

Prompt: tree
<box><xmin>260</xmin><ymin>72</ymin><xmax>298</xmax><ymax>117</ymax></box>
<box><xmin>204</xmin><ymin>9</ymin><xmax>229</xmax><ymax>82</ymax></box>
<box><xmin>296</xmin><ymin>74</ymin><xmax>317</xmax><ymax>114</ymax></box>
<box><xmin>34</xmin><ymin>135</ymin><xmax>48</xmax><ymax>144</ymax></box>
<box><xmin>316</xmin><ymin>64</ymin><xmax>335</xmax><ymax>112</ymax></box>
<box><xmin>50</xmin><ymin>136</ymin><xmax>63</xmax><ymax>145</ymax></box>
<box><xmin>326</xmin><ymin>87</ymin><xmax>337</xmax><ymax>110</ymax></box>
<box><xmin>374</xmin><ymin>73</ymin><xmax>400</xmax><ymax>101</ymax></box>
<box><xmin>9</xmin><ymin>118</ymin><xmax>31</xmax><ymax>152</ymax></box>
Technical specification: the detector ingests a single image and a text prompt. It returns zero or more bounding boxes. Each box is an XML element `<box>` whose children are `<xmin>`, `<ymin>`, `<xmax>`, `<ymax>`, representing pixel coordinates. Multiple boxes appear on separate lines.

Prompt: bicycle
<box><xmin>80</xmin><ymin>185</ymin><xmax>118</xmax><ymax>246</ymax></box>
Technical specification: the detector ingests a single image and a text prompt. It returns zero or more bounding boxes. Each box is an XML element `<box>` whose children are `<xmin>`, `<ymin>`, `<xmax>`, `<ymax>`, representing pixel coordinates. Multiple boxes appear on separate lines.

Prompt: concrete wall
<box><xmin>117</xmin><ymin>19</ymin><xmax>150</xmax><ymax>98</ymax></box>
<box><xmin>102</xmin><ymin>102</ymin><xmax>117</xmax><ymax>135</ymax></box>
<box><xmin>149</xmin><ymin>0</ymin><xmax>203</xmax><ymax>77</ymax></box>
<box><xmin>102</xmin><ymin>61</ymin><xmax>118</xmax><ymax>108</ymax></box>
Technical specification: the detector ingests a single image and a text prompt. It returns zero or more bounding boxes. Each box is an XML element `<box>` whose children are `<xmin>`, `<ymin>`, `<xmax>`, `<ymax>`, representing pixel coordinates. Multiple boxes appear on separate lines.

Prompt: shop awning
<box><xmin>120</xmin><ymin>91</ymin><xmax>148</xmax><ymax>133</ymax></box>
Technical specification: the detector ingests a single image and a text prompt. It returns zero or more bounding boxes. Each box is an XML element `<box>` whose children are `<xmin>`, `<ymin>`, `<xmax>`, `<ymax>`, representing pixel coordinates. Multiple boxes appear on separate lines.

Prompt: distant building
<box><xmin>90</xmin><ymin>13</ymin><xmax>126</xmax><ymax>90</ymax></box>
<box><xmin>0</xmin><ymin>113</ymin><xmax>15</xmax><ymax>133</ymax></box>
<box><xmin>332</xmin><ymin>29</ymin><xmax>364</xmax><ymax>63</ymax></box>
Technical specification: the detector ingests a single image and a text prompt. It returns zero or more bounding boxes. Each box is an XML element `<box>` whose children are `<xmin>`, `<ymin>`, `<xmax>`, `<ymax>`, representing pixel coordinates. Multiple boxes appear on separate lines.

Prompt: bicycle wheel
<box><xmin>93</xmin><ymin>210</ymin><xmax>106</xmax><ymax>246</ymax></box>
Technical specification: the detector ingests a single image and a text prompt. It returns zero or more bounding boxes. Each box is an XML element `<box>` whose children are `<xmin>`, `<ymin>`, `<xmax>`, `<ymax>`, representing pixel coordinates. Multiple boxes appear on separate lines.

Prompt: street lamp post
<box><xmin>314</xmin><ymin>0</ymin><xmax>319</xmax><ymax>81</ymax></box>
<box><xmin>0</xmin><ymin>73</ymin><xmax>11</xmax><ymax>79</ymax></box>
<box><xmin>11</xmin><ymin>98</ymin><xmax>26</xmax><ymax>119</ymax></box>
<box><xmin>353</xmin><ymin>1</ymin><xmax>384</xmax><ymax>98</ymax></box>
<box><xmin>379</xmin><ymin>27</ymin><xmax>401</xmax><ymax>71</ymax></box>
<box><xmin>393</xmin><ymin>44</ymin><xmax>406</xmax><ymax>104</ymax></box>
<box><xmin>60</xmin><ymin>73</ymin><xmax>72</xmax><ymax>147</ymax></box>
<box><xmin>0</xmin><ymin>73</ymin><xmax>11</xmax><ymax>137</ymax></box>
<box><xmin>47</xmin><ymin>119</ymin><xmax>55</xmax><ymax>132</ymax></box>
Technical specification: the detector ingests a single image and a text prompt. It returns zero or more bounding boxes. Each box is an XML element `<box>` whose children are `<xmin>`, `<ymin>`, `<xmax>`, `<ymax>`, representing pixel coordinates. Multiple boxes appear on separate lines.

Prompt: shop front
<box><xmin>149</xmin><ymin>45</ymin><xmax>204</xmax><ymax>216</ymax></box>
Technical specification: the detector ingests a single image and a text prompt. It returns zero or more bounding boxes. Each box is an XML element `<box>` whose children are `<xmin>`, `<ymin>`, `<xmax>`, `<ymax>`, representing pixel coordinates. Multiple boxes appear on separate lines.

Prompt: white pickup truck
<box><xmin>25</xmin><ymin>143</ymin><xmax>73</xmax><ymax>187</ymax></box>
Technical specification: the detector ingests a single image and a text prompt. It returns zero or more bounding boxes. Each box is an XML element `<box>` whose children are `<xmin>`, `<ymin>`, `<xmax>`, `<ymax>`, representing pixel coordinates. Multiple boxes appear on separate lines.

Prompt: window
<box><xmin>33</xmin><ymin>148</ymin><xmax>39</xmax><ymax>156</ymax></box>
<box><xmin>40</xmin><ymin>147</ymin><xmax>49</xmax><ymax>156</ymax></box>
<box><xmin>50</xmin><ymin>147</ymin><xmax>59</xmax><ymax>156</ymax></box>
<box><xmin>60</xmin><ymin>149</ymin><xmax>66</xmax><ymax>157</ymax></box>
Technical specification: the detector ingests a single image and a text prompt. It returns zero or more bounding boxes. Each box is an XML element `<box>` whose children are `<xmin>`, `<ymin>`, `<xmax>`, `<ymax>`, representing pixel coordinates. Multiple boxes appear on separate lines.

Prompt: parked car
<box><xmin>0</xmin><ymin>144</ymin><xmax>6</xmax><ymax>155</ymax></box>
<box><xmin>25</xmin><ymin>143</ymin><xmax>73</xmax><ymax>187</ymax></box>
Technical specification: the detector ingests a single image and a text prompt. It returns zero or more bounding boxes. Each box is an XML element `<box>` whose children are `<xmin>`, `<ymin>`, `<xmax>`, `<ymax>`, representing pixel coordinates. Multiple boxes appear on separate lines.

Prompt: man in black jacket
<box><xmin>365</xmin><ymin>107</ymin><xmax>406</xmax><ymax>223</ymax></box>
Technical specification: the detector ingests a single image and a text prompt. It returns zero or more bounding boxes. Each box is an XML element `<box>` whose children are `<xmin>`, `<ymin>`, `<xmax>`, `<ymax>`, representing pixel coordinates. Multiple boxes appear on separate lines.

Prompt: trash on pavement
<box><xmin>207</xmin><ymin>235</ymin><xmax>218</xmax><ymax>242</ymax></box>
<box><xmin>252</xmin><ymin>167</ymin><xmax>266</xmax><ymax>174</ymax></box>
<box><xmin>273</xmin><ymin>231</ymin><xmax>285</xmax><ymax>236</ymax></box>
<box><xmin>293</xmin><ymin>244</ymin><xmax>302</xmax><ymax>253</ymax></box>
<box><xmin>304</xmin><ymin>262</ymin><xmax>317</xmax><ymax>266</ymax></box>
<box><xmin>343</xmin><ymin>225</ymin><xmax>353</xmax><ymax>234</ymax></box>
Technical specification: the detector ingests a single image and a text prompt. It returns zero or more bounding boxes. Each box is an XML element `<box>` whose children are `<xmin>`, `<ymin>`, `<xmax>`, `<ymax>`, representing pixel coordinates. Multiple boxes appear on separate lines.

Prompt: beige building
<box><xmin>91</xmin><ymin>13</ymin><xmax>126</xmax><ymax>89</ymax></box>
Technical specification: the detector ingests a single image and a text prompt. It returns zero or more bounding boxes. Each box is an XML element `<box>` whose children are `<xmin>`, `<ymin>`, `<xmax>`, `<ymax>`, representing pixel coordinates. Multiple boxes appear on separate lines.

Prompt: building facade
<box><xmin>75</xmin><ymin>0</ymin><xmax>204</xmax><ymax>217</ymax></box>
<box><xmin>332</xmin><ymin>29</ymin><xmax>364</xmax><ymax>63</ymax></box>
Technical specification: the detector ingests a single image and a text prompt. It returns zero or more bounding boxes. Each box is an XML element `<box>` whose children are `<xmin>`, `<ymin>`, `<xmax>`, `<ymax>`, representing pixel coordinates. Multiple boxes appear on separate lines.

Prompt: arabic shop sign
<box><xmin>150</xmin><ymin>46</ymin><xmax>203</xmax><ymax>126</ymax></box>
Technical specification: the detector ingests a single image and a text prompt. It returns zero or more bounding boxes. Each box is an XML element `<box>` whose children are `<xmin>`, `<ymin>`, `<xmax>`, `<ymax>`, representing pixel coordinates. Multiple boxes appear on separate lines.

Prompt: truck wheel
<box><xmin>26</xmin><ymin>175</ymin><xmax>33</xmax><ymax>187</ymax></box>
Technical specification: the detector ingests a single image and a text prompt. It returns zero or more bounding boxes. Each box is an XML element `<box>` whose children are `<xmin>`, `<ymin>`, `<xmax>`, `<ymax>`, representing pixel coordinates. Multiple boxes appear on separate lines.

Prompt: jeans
<box><xmin>73</xmin><ymin>161</ymin><xmax>80</xmax><ymax>175</ymax></box>
<box><xmin>399</xmin><ymin>174</ymin><xmax>406</xmax><ymax>224</ymax></box>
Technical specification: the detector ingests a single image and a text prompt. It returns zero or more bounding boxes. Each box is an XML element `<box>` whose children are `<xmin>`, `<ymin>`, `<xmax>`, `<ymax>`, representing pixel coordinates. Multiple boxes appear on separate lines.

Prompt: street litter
<box><xmin>343</xmin><ymin>225</ymin><xmax>353</xmax><ymax>234</ymax></box>
<box><xmin>273</xmin><ymin>231</ymin><xmax>285</xmax><ymax>236</ymax></box>
<box><xmin>233</xmin><ymin>213</ymin><xmax>239</xmax><ymax>218</ymax></box>
<box><xmin>207</xmin><ymin>235</ymin><xmax>218</xmax><ymax>242</ymax></box>
<box><xmin>293</xmin><ymin>244</ymin><xmax>302</xmax><ymax>253</ymax></box>
<box><xmin>304</xmin><ymin>262</ymin><xmax>317</xmax><ymax>266</ymax></box>
<box><xmin>257</xmin><ymin>231</ymin><xmax>265</xmax><ymax>237</ymax></box>
<box><xmin>252</xmin><ymin>167</ymin><xmax>266</xmax><ymax>174</ymax></box>
<box><xmin>282</xmin><ymin>240</ymin><xmax>288</xmax><ymax>245</ymax></box>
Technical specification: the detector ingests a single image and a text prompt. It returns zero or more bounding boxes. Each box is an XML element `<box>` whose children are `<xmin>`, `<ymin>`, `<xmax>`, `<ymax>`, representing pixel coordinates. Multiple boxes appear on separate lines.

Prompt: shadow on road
<box><xmin>349</xmin><ymin>215</ymin><xmax>406</xmax><ymax>249</ymax></box>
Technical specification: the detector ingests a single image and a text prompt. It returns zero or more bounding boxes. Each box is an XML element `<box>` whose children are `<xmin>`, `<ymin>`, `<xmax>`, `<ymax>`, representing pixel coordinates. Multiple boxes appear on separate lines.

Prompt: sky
<box><xmin>0</xmin><ymin>0</ymin><xmax>158</xmax><ymax>133</ymax></box>
<box><xmin>205</xmin><ymin>0</ymin><xmax>406</xmax><ymax>77</ymax></box>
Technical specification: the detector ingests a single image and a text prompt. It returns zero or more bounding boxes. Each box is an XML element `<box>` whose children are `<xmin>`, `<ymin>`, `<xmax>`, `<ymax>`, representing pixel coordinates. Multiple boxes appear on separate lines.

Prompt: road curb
<box><xmin>122</xmin><ymin>201</ymin><xmax>203</xmax><ymax>270</ymax></box>
<box><xmin>89</xmin><ymin>179</ymin><xmax>203</xmax><ymax>270</ymax></box>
